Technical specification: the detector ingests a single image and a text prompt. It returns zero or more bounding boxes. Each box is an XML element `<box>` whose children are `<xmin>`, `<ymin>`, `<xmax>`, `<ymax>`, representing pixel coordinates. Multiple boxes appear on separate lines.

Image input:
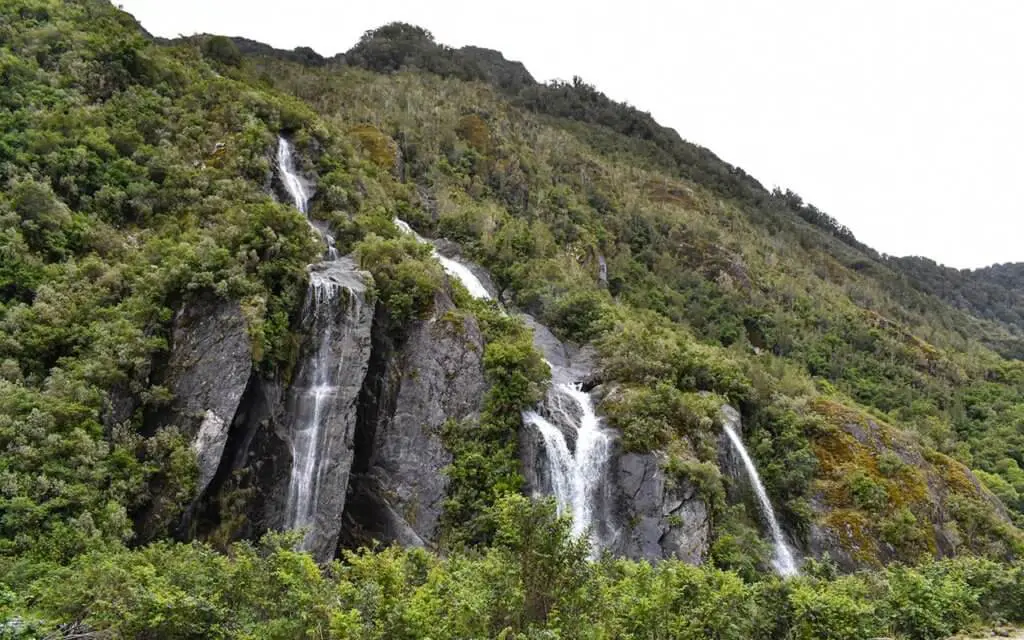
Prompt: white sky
<box><xmin>118</xmin><ymin>0</ymin><xmax>1024</xmax><ymax>269</ymax></box>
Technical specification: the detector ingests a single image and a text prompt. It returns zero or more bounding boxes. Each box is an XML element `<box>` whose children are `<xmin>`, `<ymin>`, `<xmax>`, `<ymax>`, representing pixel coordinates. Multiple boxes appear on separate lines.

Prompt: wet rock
<box><xmin>268</xmin><ymin>259</ymin><xmax>375</xmax><ymax>561</ymax></box>
<box><xmin>718</xmin><ymin>404</ymin><xmax>748</xmax><ymax>500</ymax></box>
<box><xmin>520</xmin><ymin>417</ymin><xmax>552</xmax><ymax>497</ymax></box>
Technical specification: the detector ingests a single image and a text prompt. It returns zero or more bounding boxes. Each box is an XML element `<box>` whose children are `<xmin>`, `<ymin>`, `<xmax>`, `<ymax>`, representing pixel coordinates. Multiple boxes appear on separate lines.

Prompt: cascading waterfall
<box><xmin>393</xmin><ymin>218</ymin><xmax>492</xmax><ymax>300</ymax></box>
<box><xmin>277</xmin><ymin>136</ymin><xmax>360</xmax><ymax>542</ymax></box>
<box><xmin>285</xmin><ymin>271</ymin><xmax>361</xmax><ymax>529</ymax></box>
<box><xmin>277</xmin><ymin>137</ymin><xmax>310</xmax><ymax>214</ymax></box>
<box><xmin>722</xmin><ymin>424</ymin><xmax>799</xmax><ymax>577</ymax></box>
<box><xmin>523</xmin><ymin>375</ymin><xmax>613</xmax><ymax>545</ymax></box>
<box><xmin>393</xmin><ymin>217</ymin><xmax>613</xmax><ymax>549</ymax></box>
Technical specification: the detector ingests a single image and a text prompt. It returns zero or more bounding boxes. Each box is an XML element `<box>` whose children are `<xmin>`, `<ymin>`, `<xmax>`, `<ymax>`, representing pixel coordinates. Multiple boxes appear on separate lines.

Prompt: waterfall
<box><xmin>393</xmin><ymin>218</ymin><xmax>492</xmax><ymax>300</ymax></box>
<box><xmin>526</xmin><ymin>358</ymin><xmax>614</xmax><ymax>549</ymax></box>
<box><xmin>722</xmin><ymin>423</ymin><xmax>799</xmax><ymax>577</ymax></box>
<box><xmin>392</xmin><ymin>220</ymin><xmax>613</xmax><ymax>548</ymax></box>
<box><xmin>276</xmin><ymin>136</ymin><xmax>372</xmax><ymax>557</ymax></box>
<box><xmin>277</xmin><ymin>137</ymin><xmax>310</xmax><ymax>214</ymax></box>
<box><xmin>284</xmin><ymin>270</ymin><xmax>362</xmax><ymax>530</ymax></box>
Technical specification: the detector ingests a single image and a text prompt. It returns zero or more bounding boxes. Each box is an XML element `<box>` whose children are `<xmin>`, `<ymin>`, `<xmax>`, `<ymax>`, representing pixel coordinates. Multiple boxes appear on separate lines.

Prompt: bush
<box><xmin>355</xmin><ymin>234</ymin><xmax>444</xmax><ymax>333</ymax></box>
<box><xmin>442</xmin><ymin>303</ymin><xmax>548</xmax><ymax>546</ymax></box>
<box><xmin>201</xmin><ymin>36</ymin><xmax>242</xmax><ymax>67</ymax></box>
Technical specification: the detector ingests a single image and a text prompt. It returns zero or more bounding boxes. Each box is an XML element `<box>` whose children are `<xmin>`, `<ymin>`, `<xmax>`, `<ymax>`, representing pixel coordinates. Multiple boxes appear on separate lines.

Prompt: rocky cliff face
<box><xmin>344</xmin><ymin>291</ymin><xmax>487</xmax><ymax>548</ymax></box>
<box><xmin>214</xmin><ymin>261</ymin><xmax>375</xmax><ymax>561</ymax></box>
<box><xmin>167</xmin><ymin>297</ymin><xmax>253</xmax><ymax>498</ymax></box>
<box><xmin>518</xmin><ymin>313</ymin><xmax>576</xmax><ymax>499</ymax></box>
<box><xmin>717</xmin><ymin>404</ymin><xmax>747</xmax><ymax>494</ymax></box>
<box><xmin>275</xmin><ymin>261</ymin><xmax>374</xmax><ymax>561</ymax></box>
<box><xmin>136</xmin><ymin>295</ymin><xmax>252</xmax><ymax>540</ymax></box>
<box><xmin>519</xmin><ymin>313</ymin><xmax>710</xmax><ymax>564</ymax></box>
<box><xmin>611</xmin><ymin>451</ymin><xmax>710</xmax><ymax>564</ymax></box>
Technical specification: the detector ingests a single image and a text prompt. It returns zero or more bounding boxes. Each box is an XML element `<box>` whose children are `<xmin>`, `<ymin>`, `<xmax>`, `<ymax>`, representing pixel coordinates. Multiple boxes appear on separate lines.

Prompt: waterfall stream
<box><xmin>524</xmin><ymin>373</ymin><xmax>613</xmax><ymax>545</ymax></box>
<box><xmin>393</xmin><ymin>218</ymin><xmax>613</xmax><ymax>549</ymax></box>
<box><xmin>722</xmin><ymin>423</ymin><xmax>799</xmax><ymax>577</ymax></box>
<box><xmin>277</xmin><ymin>137</ymin><xmax>363</xmax><ymax>544</ymax></box>
<box><xmin>393</xmin><ymin>218</ymin><xmax>492</xmax><ymax>300</ymax></box>
<box><xmin>277</xmin><ymin>138</ymin><xmax>310</xmax><ymax>215</ymax></box>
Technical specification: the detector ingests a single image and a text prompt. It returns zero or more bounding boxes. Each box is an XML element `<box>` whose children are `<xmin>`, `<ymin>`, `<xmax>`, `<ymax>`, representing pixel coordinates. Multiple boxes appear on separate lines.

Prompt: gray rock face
<box><xmin>517</xmin><ymin>314</ymin><xmax>711</xmax><ymax>564</ymax></box>
<box><xmin>612</xmin><ymin>451</ymin><xmax>710</xmax><ymax>564</ymax></box>
<box><xmin>520</xmin><ymin>413</ymin><xmax>552</xmax><ymax>498</ymax></box>
<box><xmin>517</xmin><ymin>313</ymin><xmax>617</xmax><ymax>548</ymax></box>
<box><xmin>718</xmin><ymin>404</ymin><xmax>749</xmax><ymax>501</ymax></box>
<box><xmin>165</xmin><ymin>297</ymin><xmax>252</xmax><ymax>500</ymax></box>
<box><xmin>135</xmin><ymin>296</ymin><xmax>252</xmax><ymax>542</ymax></box>
<box><xmin>269</xmin><ymin>259</ymin><xmax>375</xmax><ymax>562</ymax></box>
<box><xmin>352</xmin><ymin>292</ymin><xmax>487</xmax><ymax>547</ymax></box>
<box><xmin>521</xmin><ymin>312</ymin><xmax>708</xmax><ymax>561</ymax></box>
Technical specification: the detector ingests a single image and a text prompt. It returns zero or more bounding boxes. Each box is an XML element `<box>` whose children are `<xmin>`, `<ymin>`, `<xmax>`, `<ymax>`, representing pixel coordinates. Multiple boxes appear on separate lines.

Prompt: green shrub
<box><xmin>355</xmin><ymin>234</ymin><xmax>444</xmax><ymax>333</ymax></box>
<box><xmin>201</xmin><ymin>36</ymin><xmax>242</xmax><ymax>67</ymax></box>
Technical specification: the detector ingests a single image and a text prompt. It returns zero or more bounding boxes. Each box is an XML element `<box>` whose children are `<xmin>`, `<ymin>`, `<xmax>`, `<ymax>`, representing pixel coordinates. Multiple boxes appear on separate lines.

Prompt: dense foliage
<box><xmin>2</xmin><ymin>1</ymin><xmax>1024</xmax><ymax>636</ymax></box>
<box><xmin>242</xmin><ymin>33</ymin><xmax>1024</xmax><ymax>554</ymax></box>
<box><xmin>4</xmin><ymin>499</ymin><xmax>1024</xmax><ymax>639</ymax></box>
<box><xmin>441</xmin><ymin>300</ymin><xmax>549</xmax><ymax>547</ymax></box>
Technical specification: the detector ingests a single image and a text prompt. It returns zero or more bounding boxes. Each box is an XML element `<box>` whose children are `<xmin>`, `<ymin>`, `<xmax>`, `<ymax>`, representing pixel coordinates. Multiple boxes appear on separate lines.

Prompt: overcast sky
<box><xmin>119</xmin><ymin>0</ymin><xmax>1024</xmax><ymax>269</ymax></box>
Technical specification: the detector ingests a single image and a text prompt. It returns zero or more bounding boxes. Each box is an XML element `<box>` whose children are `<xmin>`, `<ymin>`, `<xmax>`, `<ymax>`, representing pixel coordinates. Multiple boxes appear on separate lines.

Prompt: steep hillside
<box><xmin>891</xmin><ymin>257</ymin><xmax>1024</xmax><ymax>354</ymax></box>
<box><xmin>2</xmin><ymin>3</ymin><xmax>1024</xmax><ymax>638</ymax></box>
<box><xmin>241</xmin><ymin>26</ymin><xmax>1024</xmax><ymax>541</ymax></box>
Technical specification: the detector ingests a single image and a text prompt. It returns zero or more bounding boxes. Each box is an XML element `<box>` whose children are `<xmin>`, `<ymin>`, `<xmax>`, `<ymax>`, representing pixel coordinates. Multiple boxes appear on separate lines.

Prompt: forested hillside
<box><xmin>2</xmin><ymin>2</ymin><xmax>1023</xmax><ymax>638</ymax></box>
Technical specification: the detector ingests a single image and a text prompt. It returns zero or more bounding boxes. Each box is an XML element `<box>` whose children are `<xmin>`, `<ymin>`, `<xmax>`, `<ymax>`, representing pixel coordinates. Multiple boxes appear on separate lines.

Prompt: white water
<box><xmin>277</xmin><ymin>137</ymin><xmax>310</xmax><ymax>214</ymax></box>
<box><xmin>394</xmin><ymin>219</ymin><xmax>612</xmax><ymax>547</ymax></box>
<box><xmin>723</xmin><ymin>424</ymin><xmax>799</xmax><ymax>577</ymax></box>
<box><xmin>277</xmin><ymin>137</ymin><xmax>357</xmax><ymax>538</ymax></box>
<box><xmin>393</xmin><ymin>218</ymin><xmax>492</xmax><ymax>300</ymax></box>
<box><xmin>525</xmin><ymin>365</ymin><xmax>614</xmax><ymax>547</ymax></box>
<box><xmin>284</xmin><ymin>273</ymin><xmax>359</xmax><ymax>528</ymax></box>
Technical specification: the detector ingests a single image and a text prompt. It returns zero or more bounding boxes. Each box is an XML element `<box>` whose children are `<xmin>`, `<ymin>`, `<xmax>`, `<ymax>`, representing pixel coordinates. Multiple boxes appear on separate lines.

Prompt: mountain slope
<box><xmin>236</xmin><ymin>27</ymin><xmax>1024</xmax><ymax>534</ymax></box>
<box><xmin>2</xmin><ymin>3</ymin><xmax>1024</xmax><ymax>637</ymax></box>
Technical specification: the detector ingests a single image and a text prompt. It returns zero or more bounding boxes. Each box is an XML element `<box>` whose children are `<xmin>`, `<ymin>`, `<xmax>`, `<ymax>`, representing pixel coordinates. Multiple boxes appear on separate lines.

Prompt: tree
<box><xmin>202</xmin><ymin>35</ymin><xmax>241</xmax><ymax>67</ymax></box>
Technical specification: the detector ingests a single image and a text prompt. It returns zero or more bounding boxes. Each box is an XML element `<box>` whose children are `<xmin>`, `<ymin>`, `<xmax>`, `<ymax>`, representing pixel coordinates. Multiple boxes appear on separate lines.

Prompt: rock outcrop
<box><xmin>136</xmin><ymin>295</ymin><xmax>253</xmax><ymax>540</ymax></box>
<box><xmin>516</xmin><ymin>313</ymin><xmax>600</xmax><ymax>497</ymax></box>
<box><xmin>238</xmin><ymin>259</ymin><xmax>376</xmax><ymax>562</ymax></box>
<box><xmin>611</xmin><ymin>451</ymin><xmax>711</xmax><ymax>564</ymax></box>
<box><xmin>165</xmin><ymin>297</ymin><xmax>253</xmax><ymax>499</ymax></box>
<box><xmin>805</xmin><ymin>398</ymin><xmax>1020</xmax><ymax>570</ymax></box>
<box><xmin>518</xmin><ymin>312</ymin><xmax>711</xmax><ymax>563</ymax></box>
<box><xmin>345</xmin><ymin>291</ymin><xmax>487</xmax><ymax>547</ymax></box>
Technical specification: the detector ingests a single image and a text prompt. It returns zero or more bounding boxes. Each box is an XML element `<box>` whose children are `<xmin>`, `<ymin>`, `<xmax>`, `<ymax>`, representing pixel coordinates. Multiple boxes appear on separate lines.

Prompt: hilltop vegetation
<box><xmin>1</xmin><ymin>2</ymin><xmax>1023</xmax><ymax>637</ymax></box>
